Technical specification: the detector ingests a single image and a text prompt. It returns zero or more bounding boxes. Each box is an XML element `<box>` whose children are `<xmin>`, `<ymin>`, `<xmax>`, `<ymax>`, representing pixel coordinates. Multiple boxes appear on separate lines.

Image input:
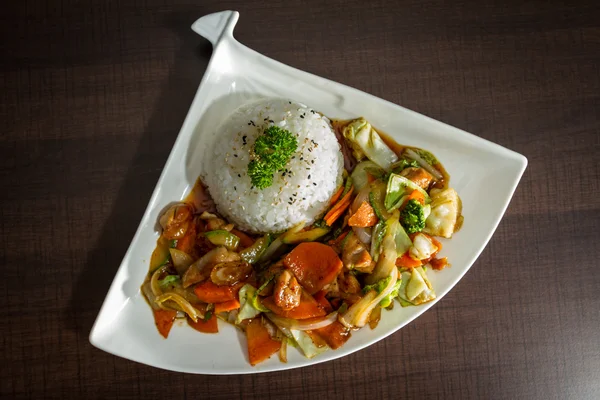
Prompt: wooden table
<box><xmin>2</xmin><ymin>1</ymin><xmax>599</xmax><ymax>398</ymax></box>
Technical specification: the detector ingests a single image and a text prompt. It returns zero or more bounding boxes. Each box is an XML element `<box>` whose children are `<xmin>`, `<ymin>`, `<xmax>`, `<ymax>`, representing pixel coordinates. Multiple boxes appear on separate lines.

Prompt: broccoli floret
<box><xmin>248</xmin><ymin>126</ymin><xmax>298</xmax><ymax>189</ymax></box>
<box><xmin>400</xmin><ymin>199</ymin><xmax>426</xmax><ymax>234</ymax></box>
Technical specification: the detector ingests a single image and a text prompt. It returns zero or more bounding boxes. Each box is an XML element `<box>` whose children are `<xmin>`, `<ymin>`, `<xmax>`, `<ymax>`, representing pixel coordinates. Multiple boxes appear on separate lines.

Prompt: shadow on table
<box><xmin>64</xmin><ymin>12</ymin><xmax>213</xmax><ymax>337</ymax></box>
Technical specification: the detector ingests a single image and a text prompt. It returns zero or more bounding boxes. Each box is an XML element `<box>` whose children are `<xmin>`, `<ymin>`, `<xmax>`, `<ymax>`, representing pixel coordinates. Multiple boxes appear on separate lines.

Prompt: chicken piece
<box><xmin>257</xmin><ymin>261</ymin><xmax>285</xmax><ymax>296</ymax></box>
<box><xmin>159</xmin><ymin>203</ymin><xmax>194</xmax><ymax>239</ymax></box>
<box><xmin>210</xmin><ymin>260</ymin><xmax>252</xmax><ymax>286</ymax></box>
<box><xmin>400</xmin><ymin>167</ymin><xmax>434</xmax><ymax>190</ymax></box>
<box><xmin>182</xmin><ymin>247</ymin><xmax>240</xmax><ymax>288</ymax></box>
<box><xmin>337</xmin><ymin>272</ymin><xmax>361</xmax><ymax>295</ymax></box>
<box><xmin>273</xmin><ymin>270</ymin><xmax>301</xmax><ymax>311</ymax></box>
<box><xmin>199</xmin><ymin>211</ymin><xmax>232</xmax><ymax>231</ymax></box>
<box><xmin>342</xmin><ymin>233</ymin><xmax>375</xmax><ymax>273</ymax></box>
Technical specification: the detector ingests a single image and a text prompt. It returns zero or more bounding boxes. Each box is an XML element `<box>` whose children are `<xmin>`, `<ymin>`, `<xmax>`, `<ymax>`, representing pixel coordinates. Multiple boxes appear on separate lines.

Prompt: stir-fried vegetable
<box><xmin>350</xmin><ymin>160</ymin><xmax>384</xmax><ymax>190</ymax></box>
<box><xmin>423</xmin><ymin>187</ymin><xmax>462</xmax><ymax>238</ymax></box>
<box><xmin>236</xmin><ymin>284</ymin><xmax>262</xmax><ymax>323</ymax></box>
<box><xmin>342</xmin><ymin>118</ymin><xmax>398</xmax><ymax>170</ymax></box>
<box><xmin>403</xmin><ymin>148</ymin><xmax>443</xmax><ymax>181</ymax></box>
<box><xmin>142</xmin><ymin>116</ymin><xmax>461</xmax><ymax>367</ymax></box>
<box><xmin>284</xmin><ymin>242</ymin><xmax>343</xmax><ymax>294</ymax></box>
<box><xmin>400</xmin><ymin>199</ymin><xmax>426</xmax><ymax>234</ymax></box>
<box><xmin>246</xmin><ymin>318</ymin><xmax>282</xmax><ymax>365</ymax></box>
<box><xmin>385</xmin><ymin>173</ymin><xmax>430</xmax><ymax>212</ymax></box>
<box><xmin>153</xmin><ymin>309</ymin><xmax>177</xmax><ymax>338</ymax></box>
<box><xmin>169</xmin><ymin>248</ymin><xmax>194</xmax><ymax>276</ymax></box>
<box><xmin>240</xmin><ymin>236</ymin><xmax>270</xmax><ymax>263</ymax></box>
<box><xmin>339</xmin><ymin>267</ymin><xmax>399</xmax><ymax>328</ymax></box>
<box><xmin>205</xmin><ymin>230</ymin><xmax>240</xmax><ymax>251</ymax></box>
<box><xmin>262</xmin><ymin>290</ymin><xmax>327</xmax><ymax>319</ymax></box>
<box><xmin>348</xmin><ymin>201</ymin><xmax>378</xmax><ymax>227</ymax></box>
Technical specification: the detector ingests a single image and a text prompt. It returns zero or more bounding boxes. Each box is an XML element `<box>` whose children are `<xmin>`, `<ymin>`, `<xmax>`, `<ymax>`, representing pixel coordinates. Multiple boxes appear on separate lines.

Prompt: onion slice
<box><xmin>155</xmin><ymin>292</ymin><xmax>203</xmax><ymax>322</ymax></box>
<box><xmin>350</xmin><ymin>185</ymin><xmax>371</xmax><ymax>215</ymax></box>
<box><xmin>267</xmin><ymin>311</ymin><xmax>339</xmax><ymax>331</ymax></box>
<box><xmin>339</xmin><ymin>267</ymin><xmax>398</xmax><ymax>329</ymax></box>
<box><xmin>352</xmin><ymin>226</ymin><xmax>372</xmax><ymax>245</ymax></box>
<box><xmin>404</xmin><ymin>148</ymin><xmax>443</xmax><ymax>180</ymax></box>
<box><xmin>150</xmin><ymin>265</ymin><xmax>169</xmax><ymax>297</ymax></box>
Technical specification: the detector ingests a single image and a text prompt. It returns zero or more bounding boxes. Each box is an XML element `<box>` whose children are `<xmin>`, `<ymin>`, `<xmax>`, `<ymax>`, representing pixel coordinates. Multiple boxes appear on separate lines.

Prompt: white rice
<box><xmin>202</xmin><ymin>98</ymin><xmax>344</xmax><ymax>233</ymax></box>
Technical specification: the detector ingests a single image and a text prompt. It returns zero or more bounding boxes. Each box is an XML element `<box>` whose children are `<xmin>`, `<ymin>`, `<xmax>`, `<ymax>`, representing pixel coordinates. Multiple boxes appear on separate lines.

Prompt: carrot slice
<box><xmin>313</xmin><ymin>290</ymin><xmax>333</xmax><ymax>313</ymax></box>
<box><xmin>284</xmin><ymin>242</ymin><xmax>343</xmax><ymax>294</ymax></box>
<box><xmin>194</xmin><ymin>281</ymin><xmax>243</xmax><ymax>303</ymax></box>
<box><xmin>262</xmin><ymin>290</ymin><xmax>326</xmax><ymax>319</ymax></box>
<box><xmin>314</xmin><ymin>321</ymin><xmax>351</xmax><ymax>349</ymax></box>
<box><xmin>246</xmin><ymin>318</ymin><xmax>282</xmax><ymax>366</ymax></box>
<box><xmin>188</xmin><ymin>313</ymin><xmax>218</xmax><ymax>333</ymax></box>
<box><xmin>153</xmin><ymin>309</ymin><xmax>177</xmax><ymax>338</ymax></box>
<box><xmin>214</xmin><ymin>299</ymin><xmax>241</xmax><ymax>313</ymax></box>
<box><xmin>175</xmin><ymin>222</ymin><xmax>196</xmax><ymax>255</ymax></box>
<box><xmin>395</xmin><ymin>251</ymin><xmax>422</xmax><ymax>268</ymax></box>
<box><xmin>406</xmin><ymin>189</ymin><xmax>425</xmax><ymax>206</ymax></box>
<box><xmin>329</xmin><ymin>185</ymin><xmax>344</xmax><ymax>206</ymax></box>
<box><xmin>324</xmin><ymin>200</ymin><xmax>351</xmax><ymax>226</ymax></box>
<box><xmin>348</xmin><ymin>201</ymin><xmax>378</xmax><ymax>227</ymax></box>
<box><xmin>231</xmin><ymin>229</ymin><xmax>254</xmax><ymax>248</ymax></box>
<box><xmin>324</xmin><ymin>187</ymin><xmax>354</xmax><ymax>226</ymax></box>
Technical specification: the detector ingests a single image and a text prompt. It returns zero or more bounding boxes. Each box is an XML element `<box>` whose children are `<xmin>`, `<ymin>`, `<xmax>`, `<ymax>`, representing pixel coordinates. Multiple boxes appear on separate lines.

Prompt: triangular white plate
<box><xmin>90</xmin><ymin>10</ymin><xmax>527</xmax><ymax>374</ymax></box>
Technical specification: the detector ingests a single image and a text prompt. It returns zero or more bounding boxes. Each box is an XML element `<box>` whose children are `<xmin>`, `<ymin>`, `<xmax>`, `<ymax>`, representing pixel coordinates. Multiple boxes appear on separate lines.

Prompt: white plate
<box><xmin>90</xmin><ymin>10</ymin><xmax>527</xmax><ymax>374</ymax></box>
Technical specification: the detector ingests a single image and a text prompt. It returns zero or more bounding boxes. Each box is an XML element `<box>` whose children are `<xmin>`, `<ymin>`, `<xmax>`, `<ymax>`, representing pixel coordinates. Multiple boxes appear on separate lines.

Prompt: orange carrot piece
<box><xmin>325</xmin><ymin>200</ymin><xmax>351</xmax><ymax>226</ymax></box>
<box><xmin>246</xmin><ymin>318</ymin><xmax>282</xmax><ymax>366</ymax></box>
<box><xmin>194</xmin><ymin>281</ymin><xmax>243</xmax><ymax>303</ymax></box>
<box><xmin>314</xmin><ymin>321</ymin><xmax>352</xmax><ymax>349</ymax></box>
<box><xmin>324</xmin><ymin>186</ymin><xmax>354</xmax><ymax>225</ymax></box>
<box><xmin>262</xmin><ymin>290</ymin><xmax>327</xmax><ymax>319</ymax></box>
<box><xmin>175</xmin><ymin>222</ymin><xmax>196</xmax><ymax>255</ymax></box>
<box><xmin>407</xmin><ymin>189</ymin><xmax>425</xmax><ymax>205</ymax></box>
<box><xmin>313</xmin><ymin>290</ymin><xmax>333</xmax><ymax>313</ymax></box>
<box><xmin>231</xmin><ymin>228</ymin><xmax>254</xmax><ymax>248</ymax></box>
<box><xmin>395</xmin><ymin>251</ymin><xmax>422</xmax><ymax>268</ymax></box>
<box><xmin>214</xmin><ymin>299</ymin><xmax>241</xmax><ymax>313</ymax></box>
<box><xmin>329</xmin><ymin>185</ymin><xmax>344</xmax><ymax>206</ymax></box>
<box><xmin>328</xmin><ymin>231</ymin><xmax>349</xmax><ymax>247</ymax></box>
<box><xmin>188</xmin><ymin>313</ymin><xmax>219</xmax><ymax>333</ymax></box>
<box><xmin>153</xmin><ymin>309</ymin><xmax>177</xmax><ymax>338</ymax></box>
<box><xmin>348</xmin><ymin>201</ymin><xmax>378</xmax><ymax>227</ymax></box>
<box><xmin>284</xmin><ymin>242</ymin><xmax>344</xmax><ymax>294</ymax></box>
<box><xmin>430</xmin><ymin>257</ymin><xmax>449</xmax><ymax>271</ymax></box>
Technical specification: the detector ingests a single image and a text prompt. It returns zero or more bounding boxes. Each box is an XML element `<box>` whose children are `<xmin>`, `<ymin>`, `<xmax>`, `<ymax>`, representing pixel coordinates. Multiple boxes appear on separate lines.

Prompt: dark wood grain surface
<box><xmin>2</xmin><ymin>0</ymin><xmax>599</xmax><ymax>399</ymax></box>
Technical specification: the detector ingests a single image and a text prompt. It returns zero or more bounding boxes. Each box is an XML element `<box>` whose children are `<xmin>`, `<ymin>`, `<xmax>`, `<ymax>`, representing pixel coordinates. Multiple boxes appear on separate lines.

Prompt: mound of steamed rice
<box><xmin>202</xmin><ymin>99</ymin><xmax>344</xmax><ymax>233</ymax></box>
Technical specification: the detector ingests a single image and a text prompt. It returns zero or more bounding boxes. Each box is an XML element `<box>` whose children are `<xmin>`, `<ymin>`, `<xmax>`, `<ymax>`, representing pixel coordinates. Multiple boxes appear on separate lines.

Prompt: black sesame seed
<box><xmin>238</xmin><ymin>174</ymin><xmax>241</xmax><ymax>178</ymax></box>
<box><xmin>289</xmin><ymin>197</ymin><xmax>293</xmax><ymax>201</ymax></box>
<box><xmin>300</xmin><ymin>157</ymin><xmax>304</xmax><ymax>160</ymax></box>
<box><xmin>234</xmin><ymin>154</ymin><xmax>238</xmax><ymax>157</ymax></box>
<box><xmin>311</xmin><ymin>160</ymin><xmax>314</xmax><ymax>164</ymax></box>
<box><xmin>302</xmin><ymin>197</ymin><xmax>306</xmax><ymax>200</ymax></box>
<box><xmin>269</xmin><ymin>120</ymin><xmax>274</xmax><ymax>123</ymax></box>
<box><xmin>300</xmin><ymin>115</ymin><xmax>304</xmax><ymax>119</ymax></box>
<box><xmin>234</xmin><ymin>186</ymin><xmax>237</xmax><ymax>191</ymax></box>
<box><xmin>293</xmin><ymin>193</ymin><xmax>297</xmax><ymax>196</ymax></box>
<box><xmin>247</xmin><ymin>122</ymin><xmax>251</xmax><ymax>125</ymax></box>
<box><xmin>288</xmin><ymin>101</ymin><xmax>291</xmax><ymax>104</ymax></box>
<box><xmin>313</xmin><ymin>183</ymin><xmax>317</xmax><ymax>186</ymax></box>
<box><xmin>308</xmin><ymin>174</ymin><xmax>311</xmax><ymax>179</ymax></box>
